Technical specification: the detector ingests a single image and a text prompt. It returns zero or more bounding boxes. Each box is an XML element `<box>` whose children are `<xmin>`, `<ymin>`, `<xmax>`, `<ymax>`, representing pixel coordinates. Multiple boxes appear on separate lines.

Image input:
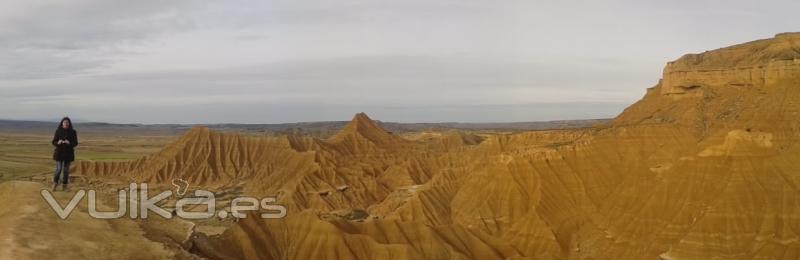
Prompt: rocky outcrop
<box><xmin>661</xmin><ymin>32</ymin><xmax>800</xmax><ymax>95</ymax></box>
<box><xmin>74</xmin><ymin>33</ymin><xmax>800</xmax><ymax>259</ymax></box>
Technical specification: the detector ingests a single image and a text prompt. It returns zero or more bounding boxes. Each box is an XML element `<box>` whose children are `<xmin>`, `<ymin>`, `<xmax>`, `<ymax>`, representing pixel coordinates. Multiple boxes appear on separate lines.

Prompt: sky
<box><xmin>1</xmin><ymin>0</ymin><xmax>798</xmax><ymax>124</ymax></box>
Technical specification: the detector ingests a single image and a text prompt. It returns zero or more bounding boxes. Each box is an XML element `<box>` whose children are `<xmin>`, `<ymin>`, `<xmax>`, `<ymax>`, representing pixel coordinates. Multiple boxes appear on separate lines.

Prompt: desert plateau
<box><xmin>2</xmin><ymin>33</ymin><xmax>800</xmax><ymax>259</ymax></box>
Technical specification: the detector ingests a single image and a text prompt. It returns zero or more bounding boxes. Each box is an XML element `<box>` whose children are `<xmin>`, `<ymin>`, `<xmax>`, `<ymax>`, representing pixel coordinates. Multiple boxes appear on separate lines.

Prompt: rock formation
<box><xmin>73</xmin><ymin>32</ymin><xmax>800</xmax><ymax>259</ymax></box>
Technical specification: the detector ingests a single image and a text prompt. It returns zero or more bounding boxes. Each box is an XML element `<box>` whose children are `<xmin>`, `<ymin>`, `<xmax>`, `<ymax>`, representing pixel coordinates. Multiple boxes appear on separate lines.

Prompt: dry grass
<box><xmin>0</xmin><ymin>131</ymin><xmax>177</xmax><ymax>181</ymax></box>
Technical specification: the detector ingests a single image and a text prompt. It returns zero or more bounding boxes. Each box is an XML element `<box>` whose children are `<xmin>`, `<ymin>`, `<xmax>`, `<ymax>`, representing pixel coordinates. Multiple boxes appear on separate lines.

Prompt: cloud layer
<box><xmin>1</xmin><ymin>0</ymin><xmax>798</xmax><ymax>123</ymax></box>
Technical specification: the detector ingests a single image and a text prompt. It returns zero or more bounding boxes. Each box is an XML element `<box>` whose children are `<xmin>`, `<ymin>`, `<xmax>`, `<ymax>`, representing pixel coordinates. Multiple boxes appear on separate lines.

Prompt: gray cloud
<box><xmin>0</xmin><ymin>0</ymin><xmax>201</xmax><ymax>79</ymax></box>
<box><xmin>1</xmin><ymin>0</ymin><xmax>798</xmax><ymax>123</ymax></box>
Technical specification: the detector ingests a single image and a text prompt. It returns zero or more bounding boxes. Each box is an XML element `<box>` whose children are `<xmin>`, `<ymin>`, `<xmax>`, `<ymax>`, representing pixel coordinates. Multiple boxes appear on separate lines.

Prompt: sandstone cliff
<box><xmin>74</xmin><ymin>32</ymin><xmax>800</xmax><ymax>259</ymax></box>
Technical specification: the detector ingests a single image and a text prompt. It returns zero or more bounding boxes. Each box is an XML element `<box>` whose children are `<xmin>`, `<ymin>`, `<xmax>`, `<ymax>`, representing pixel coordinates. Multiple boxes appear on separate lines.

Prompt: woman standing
<box><xmin>52</xmin><ymin>117</ymin><xmax>78</xmax><ymax>191</ymax></box>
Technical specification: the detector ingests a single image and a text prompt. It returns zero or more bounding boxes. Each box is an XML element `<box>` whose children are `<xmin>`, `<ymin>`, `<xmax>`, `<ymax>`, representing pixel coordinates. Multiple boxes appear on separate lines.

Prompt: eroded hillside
<box><xmin>71</xmin><ymin>32</ymin><xmax>800</xmax><ymax>259</ymax></box>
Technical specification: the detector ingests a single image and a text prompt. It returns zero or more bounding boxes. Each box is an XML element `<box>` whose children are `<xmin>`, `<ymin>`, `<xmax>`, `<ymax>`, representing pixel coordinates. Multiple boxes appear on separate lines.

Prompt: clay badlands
<box><xmin>4</xmin><ymin>33</ymin><xmax>800</xmax><ymax>259</ymax></box>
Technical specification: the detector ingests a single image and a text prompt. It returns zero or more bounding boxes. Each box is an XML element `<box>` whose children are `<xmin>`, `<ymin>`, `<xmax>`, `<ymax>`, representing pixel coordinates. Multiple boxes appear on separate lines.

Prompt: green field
<box><xmin>0</xmin><ymin>132</ymin><xmax>177</xmax><ymax>181</ymax></box>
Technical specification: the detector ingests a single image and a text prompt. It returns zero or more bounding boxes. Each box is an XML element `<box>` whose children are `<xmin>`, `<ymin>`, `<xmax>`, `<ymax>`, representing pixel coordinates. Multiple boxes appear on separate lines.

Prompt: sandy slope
<box><xmin>0</xmin><ymin>181</ymin><xmax>183</xmax><ymax>259</ymax></box>
<box><xmin>60</xmin><ymin>32</ymin><xmax>800</xmax><ymax>259</ymax></box>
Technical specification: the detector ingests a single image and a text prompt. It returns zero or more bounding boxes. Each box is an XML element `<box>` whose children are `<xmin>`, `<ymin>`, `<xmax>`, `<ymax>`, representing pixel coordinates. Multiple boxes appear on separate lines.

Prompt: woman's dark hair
<box><xmin>58</xmin><ymin>117</ymin><xmax>73</xmax><ymax>130</ymax></box>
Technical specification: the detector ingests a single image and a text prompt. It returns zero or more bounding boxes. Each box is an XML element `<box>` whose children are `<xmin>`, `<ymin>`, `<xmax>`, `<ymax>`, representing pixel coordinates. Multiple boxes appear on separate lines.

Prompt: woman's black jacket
<box><xmin>52</xmin><ymin>128</ymin><xmax>79</xmax><ymax>162</ymax></box>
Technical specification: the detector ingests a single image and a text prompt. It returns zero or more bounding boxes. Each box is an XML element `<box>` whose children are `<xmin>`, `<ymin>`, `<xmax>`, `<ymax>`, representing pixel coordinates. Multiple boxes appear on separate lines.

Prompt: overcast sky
<box><xmin>0</xmin><ymin>0</ymin><xmax>797</xmax><ymax>124</ymax></box>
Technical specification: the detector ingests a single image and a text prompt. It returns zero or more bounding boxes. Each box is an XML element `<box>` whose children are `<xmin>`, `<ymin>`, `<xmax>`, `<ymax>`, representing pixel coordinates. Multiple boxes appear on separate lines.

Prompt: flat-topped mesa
<box><xmin>327</xmin><ymin>112</ymin><xmax>406</xmax><ymax>148</ymax></box>
<box><xmin>661</xmin><ymin>32</ymin><xmax>800</xmax><ymax>95</ymax></box>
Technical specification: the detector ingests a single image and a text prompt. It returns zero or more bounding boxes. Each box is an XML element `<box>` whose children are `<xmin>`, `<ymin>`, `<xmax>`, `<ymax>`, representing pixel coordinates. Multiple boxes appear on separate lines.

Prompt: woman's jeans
<box><xmin>54</xmin><ymin>161</ymin><xmax>70</xmax><ymax>185</ymax></box>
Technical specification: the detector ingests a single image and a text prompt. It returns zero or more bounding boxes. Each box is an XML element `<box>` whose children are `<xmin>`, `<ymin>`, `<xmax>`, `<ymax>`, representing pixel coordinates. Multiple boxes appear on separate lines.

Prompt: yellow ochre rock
<box><xmin>74</xmin><ymin>33</ymin><xmax>800</xmax><ymax>260</ymax></box>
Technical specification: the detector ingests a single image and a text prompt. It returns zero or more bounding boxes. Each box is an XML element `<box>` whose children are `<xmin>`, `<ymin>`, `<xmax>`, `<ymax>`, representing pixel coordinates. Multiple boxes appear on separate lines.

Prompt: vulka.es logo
<box><xmin>40</xmin><ymin>182</ymin><xmax>287</xmax><ymax>220</ymax></box>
